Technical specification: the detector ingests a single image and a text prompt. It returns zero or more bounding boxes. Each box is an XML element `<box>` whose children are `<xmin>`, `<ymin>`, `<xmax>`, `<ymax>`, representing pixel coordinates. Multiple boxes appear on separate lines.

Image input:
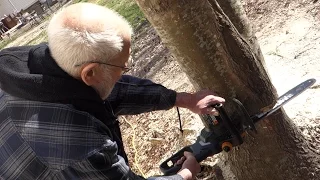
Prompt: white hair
<box><xmin>47</xmin><ymin>3</ymin><xmax>132</xmax><ymax>77</ymax></box>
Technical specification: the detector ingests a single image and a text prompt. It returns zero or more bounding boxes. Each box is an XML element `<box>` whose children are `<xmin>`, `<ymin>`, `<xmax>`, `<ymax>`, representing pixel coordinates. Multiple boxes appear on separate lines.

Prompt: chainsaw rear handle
<box><xmin>160</xmin><ymin>140</ymin><xmax>221</xmax><ymax>175</ymax></box>
<box><xmin>159</xmin><ymin>146</ymin><xmax>193</xmax><ymax>175</ymax></box>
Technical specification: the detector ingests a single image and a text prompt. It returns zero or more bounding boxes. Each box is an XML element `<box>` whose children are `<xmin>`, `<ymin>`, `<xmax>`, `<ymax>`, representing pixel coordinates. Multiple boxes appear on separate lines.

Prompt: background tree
<box><xmin>134</xmin><ymin>0</ymin><xmax>319</xmax><ymax>179</ymax></box>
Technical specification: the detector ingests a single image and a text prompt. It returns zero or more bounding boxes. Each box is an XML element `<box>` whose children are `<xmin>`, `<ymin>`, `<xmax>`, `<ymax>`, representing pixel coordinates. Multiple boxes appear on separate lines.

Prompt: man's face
<box><xmin>99</xmin><ymin>36</ymin><xmax>131</xmax><ymax>99</ymax></box>
<box><xmin>110</xmin><ymin>36</ymin><xmax>131</xmax><ymax>82</ymax></box>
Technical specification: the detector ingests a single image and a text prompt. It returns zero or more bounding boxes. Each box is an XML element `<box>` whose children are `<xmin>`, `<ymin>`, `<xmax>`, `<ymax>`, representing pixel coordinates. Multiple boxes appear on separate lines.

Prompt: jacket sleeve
<box><xmin>65</xmin><ymin>138</ymin><xmax>183</xmax><ymax>180</ymax></box>
<box><xmin>106</xmin><ymin>75</ymin><xmax>177</xmax><ymax>115</ymax></box>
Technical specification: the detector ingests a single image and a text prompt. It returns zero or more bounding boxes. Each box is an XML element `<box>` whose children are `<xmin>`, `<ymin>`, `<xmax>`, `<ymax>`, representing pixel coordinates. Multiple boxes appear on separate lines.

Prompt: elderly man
<box><xmin>0</xmin><ymin>3</ymin><xmax>225</xmax><ymax>180</ymax></box>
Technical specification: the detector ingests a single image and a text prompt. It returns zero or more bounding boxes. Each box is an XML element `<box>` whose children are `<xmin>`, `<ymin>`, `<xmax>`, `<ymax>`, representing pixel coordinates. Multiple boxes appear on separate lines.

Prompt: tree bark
<box><xmin>212</xmin><ymin>0</ymin><xmax>266</xmax><ymax>68</ymax></box>
<box><xmin>134</xmin><ymin>0</ymin><xmax>319</xmax><ymax>179</ymax></box>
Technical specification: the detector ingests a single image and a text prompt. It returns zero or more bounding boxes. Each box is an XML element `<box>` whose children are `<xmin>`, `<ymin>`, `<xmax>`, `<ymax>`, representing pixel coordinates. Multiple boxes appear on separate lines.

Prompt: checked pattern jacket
<box><xmin>0</xmin><ymin>75</ymin><xmax>183</xmax><ymax>180</ymax></box>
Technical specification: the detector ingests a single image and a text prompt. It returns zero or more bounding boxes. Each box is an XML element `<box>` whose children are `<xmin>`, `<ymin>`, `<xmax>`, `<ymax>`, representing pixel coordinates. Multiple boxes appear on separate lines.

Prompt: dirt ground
<box><xmin>3</xmin><ymin>0</ymin><xmax>319</xmax><ymax>179</ymax></box>
<box><xmin>121</xmin><ymin>0</ymin><xmax>320</xmax><ymax>179</ymax></box>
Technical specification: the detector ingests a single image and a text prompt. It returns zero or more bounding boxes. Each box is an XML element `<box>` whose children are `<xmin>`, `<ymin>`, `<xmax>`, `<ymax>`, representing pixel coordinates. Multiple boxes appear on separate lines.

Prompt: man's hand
<box><xmin>177</xmin><ymin>151</ymin><xmax>201</xmax><ymax>180</ymax></box>
<box><xmin>175</xmin><ymin>90</ymin><xmax>225</xmax><ymax>115</ymax></box>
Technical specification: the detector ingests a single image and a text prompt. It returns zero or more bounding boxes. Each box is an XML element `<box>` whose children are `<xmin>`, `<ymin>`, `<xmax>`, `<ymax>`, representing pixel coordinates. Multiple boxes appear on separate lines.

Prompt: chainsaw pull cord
<box><xmin>176</xmin><ymin>107</ymin><xmax>183</xmax><ymax>134</ymax></box>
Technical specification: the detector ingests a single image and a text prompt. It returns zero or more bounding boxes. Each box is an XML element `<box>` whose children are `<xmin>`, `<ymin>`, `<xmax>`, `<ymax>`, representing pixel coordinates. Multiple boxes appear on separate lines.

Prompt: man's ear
<box><xmin>80</xmin><ymin>63</ymin><xmax>101</xmax><ymax>86</ymax></box>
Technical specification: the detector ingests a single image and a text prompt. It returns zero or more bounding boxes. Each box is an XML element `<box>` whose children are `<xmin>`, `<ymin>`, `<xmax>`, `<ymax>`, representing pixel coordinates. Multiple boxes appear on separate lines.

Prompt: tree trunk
<box><xmin>212</xmin><ymin>0</ymin><xmax>267</xmax><ymax>68</ymax></box>
<box><xmin>134</xmin><ymin>0</ymin><xmax>319</xmax><ymax>180</ymax></box>
<box><xmin>213</xmin><ymin>0</ymin><xmax>250</xmax><ymax>38</ymax></box>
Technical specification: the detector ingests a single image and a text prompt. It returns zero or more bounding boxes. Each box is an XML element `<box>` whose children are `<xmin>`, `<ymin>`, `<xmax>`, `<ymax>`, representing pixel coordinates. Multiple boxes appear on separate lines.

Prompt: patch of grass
<box><xmin>73</xmin><ymin>0</ymin><xmax>89</xmax><ymax>2</ymax></box>
<box><xmin>74</xmin><ymin>0</ymin><xmax>146</xmax><ymax>30</ymax></box>
<box><xmin>104</xmin><ymin>0</ymin><xmax>146</xmax><ymax>29</ymax></box>
<box><xmin>0</xmin><ymin>38</ymin><xmax>15</xmax><ymax>50</ymax></box>
<box><xmin>25</xmin><ymin>30</ymin><xmax>48</xmax><ymax>46</ymax></box>
<box><xmin>0</xmin><ymin>31</ymin><xmax>24</xmax><ymax>49</ymax></box>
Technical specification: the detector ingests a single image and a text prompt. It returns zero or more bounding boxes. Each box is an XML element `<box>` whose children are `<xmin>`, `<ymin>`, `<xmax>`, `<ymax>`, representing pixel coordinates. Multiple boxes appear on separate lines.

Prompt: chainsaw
<box><xmin>160</xmin><ymin>78</ymin><xmax>316</xmax><ymax>175</ymax></box>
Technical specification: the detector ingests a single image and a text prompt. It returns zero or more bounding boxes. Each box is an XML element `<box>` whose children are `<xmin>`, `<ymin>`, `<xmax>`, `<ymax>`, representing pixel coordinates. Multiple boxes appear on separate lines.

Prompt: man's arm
<box><xmin>175</xmin><ymin>90</ymin><xmax>225</xmax><ymax>115</ymax></box>
<box><xmin>106</xmin><ymin>75</ymin><xmax>177</xmax><ymax>115</ymax></box>
<box><xmin>107</xmin><ymin>75</ymin><xmax>225</xmax><ymax>116</ymax></box>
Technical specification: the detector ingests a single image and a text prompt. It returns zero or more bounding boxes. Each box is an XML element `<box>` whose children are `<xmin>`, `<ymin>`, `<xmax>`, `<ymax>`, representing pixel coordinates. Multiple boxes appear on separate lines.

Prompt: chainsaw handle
<box><xmin>160</xmin><ymin>140</ymin><xmax>221</xmax><ymax>175</ymax></box>
<box><xmin>159</xmin><ymin>146</ymin><xmax>193</xmax><ymax>175</ymax></box>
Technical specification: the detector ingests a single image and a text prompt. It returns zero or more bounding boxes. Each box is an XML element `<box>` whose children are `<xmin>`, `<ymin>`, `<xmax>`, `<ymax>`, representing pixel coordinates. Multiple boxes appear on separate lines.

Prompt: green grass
<box><xmin>0</xmin><ymin>36</ymin><xmax>18</xmax><ymax>49</ymax></box>
<box><xmin>25</xmin><ymin>30</ymin><xmax>48</xmax><ymax>46</ymax></box>
<box><xmin>75</xmin><ymin>0</ymin><xmax>146</xmax><ymax>30</ymax></box>
<box><xmin>105</xmin><ymin>0</ymin><xmax>146</xmax><ymax>29</ymax></box>
<box><xmin>73</xmin><ymin>0</ymin><xmax>89</xmax><ymax>2</ymax></box>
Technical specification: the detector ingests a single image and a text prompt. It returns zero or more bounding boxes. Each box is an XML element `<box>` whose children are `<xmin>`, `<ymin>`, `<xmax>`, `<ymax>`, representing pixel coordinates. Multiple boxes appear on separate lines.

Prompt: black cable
<box><xmin>176</xmin><ymin>107</ymin><xmax>183</xmax><ymax>134</ymax></box>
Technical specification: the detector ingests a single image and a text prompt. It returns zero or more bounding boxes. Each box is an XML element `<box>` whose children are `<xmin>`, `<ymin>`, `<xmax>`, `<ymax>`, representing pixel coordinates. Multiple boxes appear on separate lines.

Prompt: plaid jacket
<box><xmin>0</xmin><ymin>75</ymin><xmax>183</xmax><ymax>180</ymax></box>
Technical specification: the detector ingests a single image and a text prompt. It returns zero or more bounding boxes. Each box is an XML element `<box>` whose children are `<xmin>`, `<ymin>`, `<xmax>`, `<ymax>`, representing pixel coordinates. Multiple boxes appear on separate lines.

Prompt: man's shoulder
<box><xmin>0</xmin><ymin>90</ymin><xmax>108</xmax><ymax>132</ymax></box>
<box><xmin>0</xmin><ymin>92</ymin><xmax>118</xmax><ymax>179</ymax></box>
<box><xmin>0</xmin><ymin>88</ymin><xmax>4</xmax><ymax>98</ymax></box>
<box><xmin>0</xmin><ymin>88</ymin><xmax>7</xmax><ymax>109</ymax></box>
<box><xmin>0</xmin><ymin>93</ymin><xmax>112</xmax><ymax>171</ymax></box>
<box><xmin>5</xmin><ymin>95</ymin><xmax>103</xmax><ymax>127</ymax></box>
<box><xmin>0</xmin><ymin>91</ymin><xmax>110</xmax><ymax>145</ymax></box>
<box><xmin>0</xmin><ymin>43</ymin><xmax>45</xmax><ymax>53</ymax></box>
<box><xmin>0</xmin><ymin>43</ymin><xmax>48</xmax><ymax>64</ymax></box>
